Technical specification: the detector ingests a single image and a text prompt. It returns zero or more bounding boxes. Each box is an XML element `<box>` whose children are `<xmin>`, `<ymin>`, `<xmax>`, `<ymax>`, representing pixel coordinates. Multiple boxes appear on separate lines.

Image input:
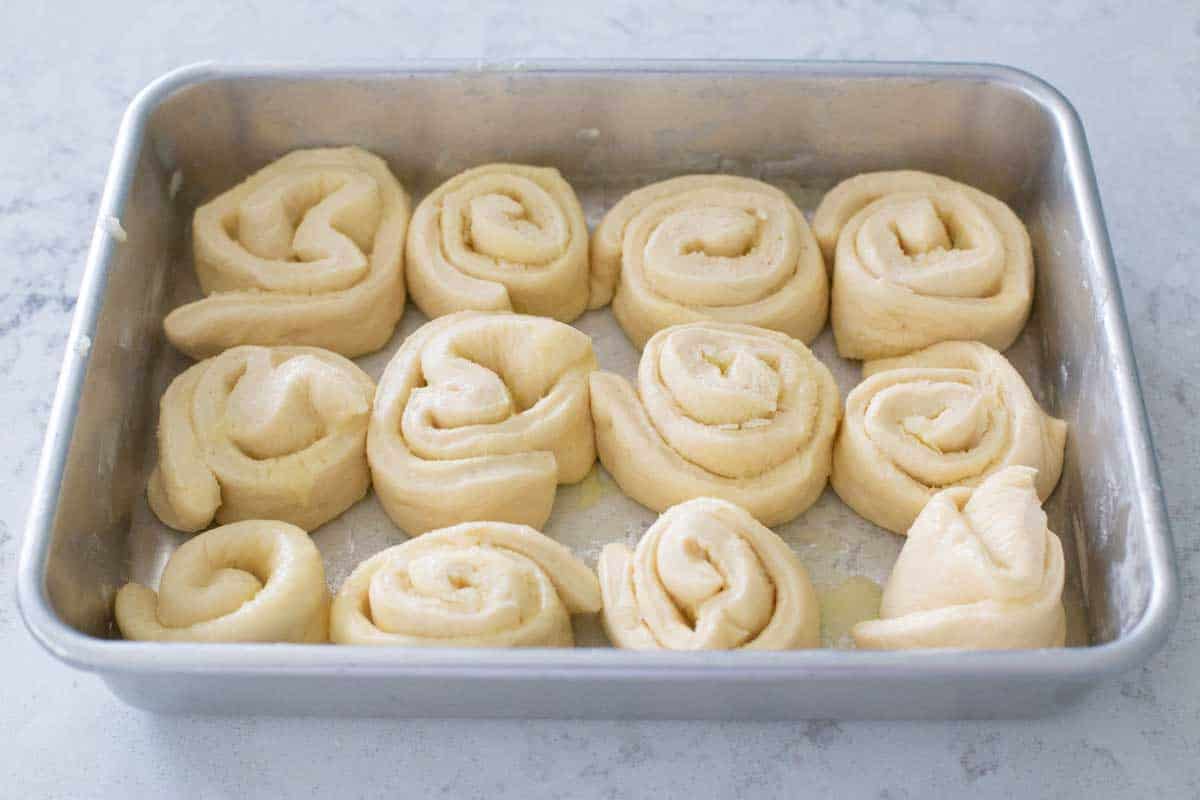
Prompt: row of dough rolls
<box><xmin>164</xmin><ymin>147</ymin><xmax>1032</xmax><ymax>363</ymax></box>
<box><xmin>147</xmin><ymin>313</ymin><xmax>851</xmax><ymax>539</ymax></box>
<box><xmin>117</xmin><ymin>499</ymin><xmax>819</xmax><ymax>651</ymax></box>
<box><xmin>165</xmin><ymin>153</ymin><xmax>593</xmax><ymax>361</ymax></box>
<box><xmin>117</xmin><ymin>475</ymin><xmax>1065</xmax><ymax>652</ymax></box>
<box><xmin>149</xmin><ymin>312</ymin><xmax>596</xmax><ymax>538</ymax></box>
<box><xmin>115</xmin><ymin>519</ymin><xmax>601</xmax><ymax>647</ymax></box>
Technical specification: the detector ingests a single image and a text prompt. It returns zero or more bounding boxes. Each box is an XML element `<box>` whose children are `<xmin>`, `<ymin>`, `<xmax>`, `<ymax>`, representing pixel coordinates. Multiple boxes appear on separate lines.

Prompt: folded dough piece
<box><xmin>832</xmin><ymin>340</ymin><xmax>1066</xmax><ymax>535</ymax></box>
<box><xmin>853</xmin><ymin>466</ymin><xmax>1066</xmax><ymax>650</ymax></box>
<box><xmin>592</xmin><ymin>175</ymin><xmax>828</xmax><ymax>348</ymax></box>
<box><xmin>115</xmin><ymin>520</ymin><xmax>330</xmax><ymax>643</ymax></box>
<box><xmin>331</xmin><ymin>521</ymin><xmax>601</xmax><ymax>647</ymax></box>
<box><xmin>813</xmin><ymin>170</ymin><xmax>1033</xmax><ymax>360</ymax></box>
<box><xmin>165</xmin><ymin>147</ymin><xmax>409</xmax><ymax>359</ymax></box>
<box><xmin>599</xmin><ymin>497</ymin><xmax>820</xmax><ymax>650</ymax></box>
<box><xmin>406</xmin><ymin>164</ymin><xmax>590</xmax><ymax>321</ymax></box>
<box><xmin>591</xmin><ymin>321</ymin><xmax>840</xmax><ymax>527</ymax></box>
<box><xmin>368</xmin><ymin>311</ymin><xmax>597</xmax><ymax>535</ymax></box>
<box><xmin>148</xmin><ymin>345</ymin><xmax>375</xmax><ymax>532</ymax></box>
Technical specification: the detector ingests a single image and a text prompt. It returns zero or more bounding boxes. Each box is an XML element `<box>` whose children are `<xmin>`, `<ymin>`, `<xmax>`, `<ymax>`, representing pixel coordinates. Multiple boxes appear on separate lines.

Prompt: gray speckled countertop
<box><xmin>3</xmin><ymin>1</ymin><xmax>1198</xmax><ymax>797</ymax></box>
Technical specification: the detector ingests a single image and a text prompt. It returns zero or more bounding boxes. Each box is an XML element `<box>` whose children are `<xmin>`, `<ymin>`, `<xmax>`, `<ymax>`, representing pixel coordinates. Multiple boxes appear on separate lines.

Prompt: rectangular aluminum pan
<box><xmin>18</xmin><ymin>61</ymin><xmax>1179</xmax><ymax>719</ymax></box>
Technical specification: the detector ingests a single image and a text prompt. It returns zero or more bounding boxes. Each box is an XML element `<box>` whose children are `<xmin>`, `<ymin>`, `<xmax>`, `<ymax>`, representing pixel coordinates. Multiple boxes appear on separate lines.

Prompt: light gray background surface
<box><xmin>3</xmin><ymin>1</ymin><xmax>1197</xmax><ymax>797</ymax></box>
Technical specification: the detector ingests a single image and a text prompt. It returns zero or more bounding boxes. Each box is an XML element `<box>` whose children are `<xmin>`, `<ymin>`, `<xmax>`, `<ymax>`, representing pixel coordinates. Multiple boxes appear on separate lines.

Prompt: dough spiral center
<box><xmin>863</xmin><ymin>370</ymin><xmax>1007</xmax><ymax>487</ymax></box>
<box><xmin>229</xmin><ymin>168</ymin><xmax>383</xmax><ymax>293</ymax></box>
<box><xmin>853</xmin><ymin>192</ymin><xmax>1004</xmax><ymax>298</ymax></box>
<box><xmin>646</xmin><ymin>326</ymin><xmax>818</xmax><ymax>478</ymax></box>
<box><xmin>226</xmin><ymin>352</ymin><xmax>369</xmax><ymax>459</ymax></box>
<box><xmin>646</xmin><ymin>511</ymin><xmax>775</xmax><ymax>646</ymax></box>
<box><xmin>458</xmin><ymin>183</ymin><xmax>566</xmax><ymax>265</ymax></box>
<box><xmin>367</xmin><ymin>547</ymin><xmax>545</xmax><ymax>638</ymax></box>
<box><xmin>635</xmin><ymin>191</ymin><xmax>797</xmax><ymax>308</ymax></box>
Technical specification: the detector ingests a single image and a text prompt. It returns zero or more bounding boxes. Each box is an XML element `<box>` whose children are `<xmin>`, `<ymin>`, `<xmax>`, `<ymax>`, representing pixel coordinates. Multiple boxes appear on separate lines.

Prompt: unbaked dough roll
<box><xmin>599</xmin><ymin>497</ymin><xmax>820</xmax><ymax>650</ymax></box>
<box><xmin>148</xmin><ymin>345</ymin><xmax>375</xmax><ymax>533</ymax></box>
<box><xmin>115</xmin><ymin>520</ymin><xmax>330</xmax><ymax>643</ymax></box>
<box><xmin>368</xmin><ymin>311</ymin><xmax>597</xmax><ymax>536</ymax></box>
<box><xmin>832</xmin><ymin>340</ymin><xmax>1066</xmax><ymax>535</ymax></box>
<box><xmin>331</xmin><ymin>521</ymin><xmax>602</xmax><ymax>647</ymax></box>
<box><xmin>853</xmin><ymin>467</ymin><xmax>1066</xmax><ymax>650</ymax></box>
<box><xmin>592</xmin><ymin>175</ymin><xmax>828</xmax><ymax>348</ymax></box>
<box><xmin>813</xmin><ymin>170</ymin><xmax>1034</xmax><ymax>360</ymax></box>
<box><xmin>406</xmin><ymin>164</ymin><xmax>590</xmax><ymax>322</ymax></box>
<box><xmin>591</xmin><ymin>321</ymin><xmax>840</xmax><ymax>527</ymax></box>
<box><xmin>165</xmin><ymin>147</ymin><xmax>409</xmax><ymax>359</ymax></box>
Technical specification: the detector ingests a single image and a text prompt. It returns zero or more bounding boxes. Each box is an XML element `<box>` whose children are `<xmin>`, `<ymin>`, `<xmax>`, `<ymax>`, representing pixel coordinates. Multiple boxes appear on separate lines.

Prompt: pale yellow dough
<box><xmin>330</xmin><ymin>521</ymin><xmax>602</xmax><ymax>647</ymax></box>
<box><xmin>813</xmin><ymin>170</ymin><xmax>1034</xmax><ymax>360</ymax></box>
<box><xmin>368</xmin><ymin>311</ymin><xmax>597</xmax><ymax>536</ymax></box>
<box><xmin>832</xmin><ymin>340</ymin><xmax>1066</xmax><ymax>535</ymax></box>
<box><xmin>853</xmin><ymin>467</ymin><xmax>1066</xmax><ymax>650</ymax></box>
<box><xmin>592</xmin><ymin>175</ymin><xmax>828</xmax><ymax>349</ymax></box>
<box><xmin>148</xmin><ymin>345</ymin><xmax>375</xmax><ymax>533</ymax></box>
<box><xmin>165</xmin><ymin>147</ymin><xmax>409</xmax><ymax>359</ymax></box>
<box><xmin>115</xmin><ymin>520</ymin><xmax>330</xmax><ymax>643</ymax></box>
<box><xmin>599</xmin><ymin>497</ymin><xmax>820</xmax><ymax>650</ymax></box>
<box><xmin>406</xmin><ymin>164</ymin><xmax>590</xmax><ymax>321</ymax></box>
<box><xmin>590</xmin><ymin>321</ymin><xmax>840</xmax><ymax>527</ymax></box>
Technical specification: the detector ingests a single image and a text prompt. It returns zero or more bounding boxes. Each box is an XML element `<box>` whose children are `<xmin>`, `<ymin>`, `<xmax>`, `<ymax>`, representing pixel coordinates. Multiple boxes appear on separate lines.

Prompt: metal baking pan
<box><xmin>17</xmin><ymin>60</ymin><xmax>1179</xmax><ymax>719</ymax></box>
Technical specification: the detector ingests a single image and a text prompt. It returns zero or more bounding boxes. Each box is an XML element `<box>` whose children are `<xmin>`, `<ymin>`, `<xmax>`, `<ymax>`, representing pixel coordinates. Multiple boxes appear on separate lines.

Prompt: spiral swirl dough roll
<box><xmin>591</xmin><ymin>175</ymin><xmax>829</xmax><ymax>349</ymax></box>
<box><xmin>148</xmin><ymin>346</ymin><xmax>375</xmax><ymax>533</ymax></box>
<box><xmin>406</xmin><ymin>164</ymin><xmax>590</xmax><ymax>322</ymax></box>
<box><xmin>832</xmin><ymin>340</ymin><xmax>1067</xmax><ymax>535</ymax></box>
<box><xmin>164</xmin><ymin>147</ymin><xmax>409</xmax><ymax>359</ymax></box>
<box><xmin>331</xmin><ymin>521</ymin><xmax>602</xmax><ymax>647</ymax></box>
<box><xmin>590</xmin><ymin>321</ymin><xmax>841</xmax><ymax>527</ymax></box>
<box><xmin>115</xmin><ymin>520</ymin><xmax>330</xmax><ymax>643</ymax></box>
<box><xmin>813</xmin><ymin>170</ymin><xmax>1034</xmax><ymax>360</ymax></box>
<box><xmin>368</xmin><ymin>311</ymin><xmax>597</xmax><ymax>536</ymax></box>
<box><xmin>852</xmin><ymin>467</ymin><xmax>1067</xmax><ymax>650</ymax></box>
<box><xmin>599</xmin><ymin>498</ymin><xmax>820</xmax><ymax>651</ymax></box>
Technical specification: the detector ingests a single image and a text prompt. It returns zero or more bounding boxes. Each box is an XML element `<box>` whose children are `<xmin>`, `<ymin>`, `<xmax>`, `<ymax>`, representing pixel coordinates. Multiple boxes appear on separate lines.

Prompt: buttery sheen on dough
<box><xmin>148</xmin><ymin>345</ymin><xmax>375</xmax><ymax>533</ymax></box>
<box><xmin>406</xmin><ymin>164</ymin><xmax>590</xmax><ymax>321</ymax></box>
<box><xmin>165</xmin><ymin>147</ymin><xmax>409</xmax><ymax>359</ymax></box>
<box><xmin>599</xmin><ymin>497</ymin><xmax>820</xmax><ymax>650</ymax></box>
<box><xmin>330</xmin><ymin>521</ymin><xmax>602</xmax><ymax>647</ymax></box>
<box><xmin>853</xmin><ymin>467</ymin><xmax>1066</xmax><ymax>650</ymax></box>
<box><xmin>813</xmin><ymin>170</ymin><xmax>1034</xmax><ymax>360</ymax></box>
<box><xmin>832</xmin><ymin>340</ymin><xmax>1066</xmax><ymax>535</ymax></box>
<box><xmin>591</xmin><ymin>175</ymin><xmax>828</xmax><ymax>348</ymax></box>
<box><xmin>590</xmin><ymin>321</ymin><xmax>840</xmax><ymax>527</ymax></box>
<box><xmin>115</xmin><ymin>520</ymin><xmax>330</xmax><ymax>643</ymax></box>
<box><xmin>368</xmin><ymin>311</ymin><xmax>597</xmax><ymax>536</ymax></box>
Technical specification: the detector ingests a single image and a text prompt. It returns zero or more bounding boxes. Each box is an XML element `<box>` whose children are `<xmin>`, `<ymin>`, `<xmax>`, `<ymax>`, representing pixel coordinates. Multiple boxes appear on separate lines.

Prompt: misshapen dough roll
<box><xmin>853</xmin><ymin>467</ymin><xmax>1066</xmax><ymax>650</ymax></box>
<box><xmin>813</xmin><ymin>170</ymin><xmax>1034</xmax><ymax>360</ymax></box>
<box><xmin>115</xmin><ymin>520</ymin><xmax>330</xmax><ymax>643</ymax></box>
<box><xmin>166</xmin><ymin>147</ymin><xmax>409</xmax><ymax>359</ymax></box>
<box><xmin>590</xmin><ymin>321</ymin><xmax>840</xmax><ymax>527</ymax></box>
<box><xmin>368</xmin><ymin>311</ymin><xmax>597</xmax><ymax>536</ymax></box>
<box><xmin>599</xmin><ymin>497</ymin><xmax>820</xmax><ymax>650</ymax></box>
<box><xmin>832</xmin><ymin>340</ymin><xmax>1066</xmax><ymax>535</ymax></box>
<box><xmin>148</xmin><ymin>345</ymin><xmax>375</xmax><ymax>533</ymax></box>
<box><xmin>592</xmin><ymin>175</ymin><xmax>828</xmax><ymax>348</ymax></box>
<box><xmin>330</xmin><ymin>521</ymin><xmax>602</xmax><ymax>647</ymax></box>
<box><xmin>406</xmin><ymin>164</ymin><xmax>590</xmax><ymax>321</ymax></box>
